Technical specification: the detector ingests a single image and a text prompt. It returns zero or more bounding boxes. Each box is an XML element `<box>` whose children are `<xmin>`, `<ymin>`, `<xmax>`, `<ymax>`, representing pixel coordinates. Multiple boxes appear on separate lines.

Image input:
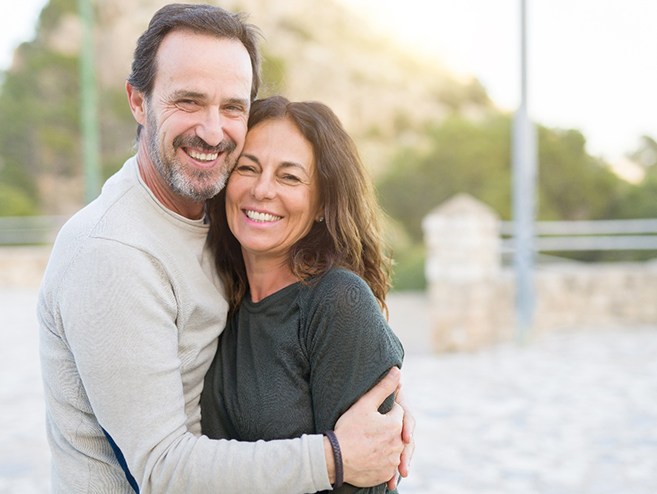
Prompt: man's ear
<box><xmin>126</xmin><ymin>82</ymin><xmax>146</xmax><ymax>126</ymax></box>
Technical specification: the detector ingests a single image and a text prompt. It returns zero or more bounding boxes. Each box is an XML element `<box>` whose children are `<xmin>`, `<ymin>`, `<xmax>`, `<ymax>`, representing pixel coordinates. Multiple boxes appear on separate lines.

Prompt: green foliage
<box><xmin>98</xmin><ymin>87</ymin><xmax>137</xmax><ymax>180</ymax></box>
<box><xmin>376</xmin><ymin>115</ymin><xmax>657</xmax><ymax>270</ymax></box>
<box><xmin>0</xmin><ymin>0</ymin><xmax>138</xmax><ymax>216</ymax></box>
<box><xmin>537</xmin><ymin>127</ymin><xmax>627</xmax><ymax>220</ymax></box>
<box><xmin>278</xmin><ymin>18</ymin><xmax>313</xmax><ymax>42</ymax></box>
<box><xmin>619</xmin><ymin>166</ymin><xmax>657</xmax><ymax>218</ymax></box>
<box><xmin>377</xmin><ymin>115</ymin><xmax>640</xmax><ymax>247</ymax></box>
<box><xmin>0</xmin><ymin>46</ymin><xmax>80</xmax><ymax>179</ymax></box>
<box><xmin>434</xmin><ymin>77</ymin><xmax>492</xmax><ymax>113</ymax></box>
<box><xmin>377</xmin><ymin>115</ymin><xmax>512</xmax><ymax>242</ymax></box>
<box><xmin>618</xmin><ymin>136</ymin><xmax>657</xmax><ymax>219</ymax></box>
<box><xmin>38</xmin><ymin>0</ymin><xmax>77</xmax><ymax>31</ymax></box>
<box><xmin>390</xmin><ymin>243</ymin><xmax>426</xmax><ymax>291</ymax></box>
<box><xmin>0</xmin><ymin>156</ymin><xmax>38</xmax><ymax>198</ymax></box>
<box><xmin>628</xmin><ymin>135</ymin><xmax>657</xmax><ymax>168</ymax></box>
<box><xmin>0</xmin><ymin>183</ymin><xmax>38</xmax><ymax>216</ymax></box>
<box><xmin>0</xmin><ymin>21</ymin><xmax>82</xmax><ymax>215</ymax></box>
<box><xmin>0</xmin><ymin>0</ymin><xmax>655</xmax><ymax>263</ymax></box>
<box><xmin>259</xmin><ymin>49</ymin><xmax>287</xmax><ymax>96</ymax></box>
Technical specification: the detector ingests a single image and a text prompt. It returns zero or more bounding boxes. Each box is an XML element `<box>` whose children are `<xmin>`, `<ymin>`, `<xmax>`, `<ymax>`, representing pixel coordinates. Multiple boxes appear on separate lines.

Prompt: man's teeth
<box><xmin>245</xmin><ymin>210</ymin><xmax>282</xmax><ymax>222</ymax></box>
<box><xmin>188</xmin><ymin>149</ymin><xmax>219</xmax><ymax>161</ymax></box>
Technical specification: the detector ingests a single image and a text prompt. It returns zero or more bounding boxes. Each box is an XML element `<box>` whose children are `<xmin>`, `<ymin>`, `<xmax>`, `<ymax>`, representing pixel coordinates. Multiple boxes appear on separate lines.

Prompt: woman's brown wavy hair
<box><xmin>207</xmin><ymin>96</ymin><xmax>392</xmax><ymax>316</ymax></box>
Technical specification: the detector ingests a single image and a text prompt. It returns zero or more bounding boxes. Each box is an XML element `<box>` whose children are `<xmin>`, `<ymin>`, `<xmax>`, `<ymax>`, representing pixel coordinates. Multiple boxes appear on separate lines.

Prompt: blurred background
<box><xmin>1</xmin><ymin>0</ymin><xmax>657</xmax><ymax>277</ymax></box>
<box><xmin>1</xmin><ymin>1</ymin><xmax>656</xmax><ymax>493</ymax></box>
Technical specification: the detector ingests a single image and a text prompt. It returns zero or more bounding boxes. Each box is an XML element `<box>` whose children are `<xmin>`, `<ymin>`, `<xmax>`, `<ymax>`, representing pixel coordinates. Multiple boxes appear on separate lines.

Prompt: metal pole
<box><xmin>78</xmin><ymin>0</ymin><xmax>101</xmax><ymax>203</ymax></box>
<box><xmin>512</xmin><ymin>0</ymin><xmax>537</xmax><ymax>342</ymax></box>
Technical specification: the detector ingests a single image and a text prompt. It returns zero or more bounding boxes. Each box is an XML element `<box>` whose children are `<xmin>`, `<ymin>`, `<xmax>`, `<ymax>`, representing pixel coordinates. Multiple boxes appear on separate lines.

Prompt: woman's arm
<box><xmin>305</xmin><ymin>270</ymin><xmax>405</xmax><ymax>492</ymax></box>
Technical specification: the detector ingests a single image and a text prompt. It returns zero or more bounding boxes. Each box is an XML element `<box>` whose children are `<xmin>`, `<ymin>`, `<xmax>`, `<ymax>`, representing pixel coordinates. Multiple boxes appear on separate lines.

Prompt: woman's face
<box><xmin>225</xmin><ymin>117</ymin><xmax>321</xmax><ymax>264</ymax></box>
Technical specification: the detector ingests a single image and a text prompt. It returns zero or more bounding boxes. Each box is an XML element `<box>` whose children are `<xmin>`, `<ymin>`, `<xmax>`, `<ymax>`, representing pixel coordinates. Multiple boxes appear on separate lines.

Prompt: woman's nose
<box><xmin>252</xmin><ymin>175</ymin><xmax>275</xmax><ymax>200</ymax></box>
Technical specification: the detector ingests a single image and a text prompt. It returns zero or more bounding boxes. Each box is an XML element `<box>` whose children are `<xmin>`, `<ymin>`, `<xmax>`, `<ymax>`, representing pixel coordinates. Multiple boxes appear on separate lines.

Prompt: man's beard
<box><xmin>145</xmin><ymin>109</ymin><xmax>237</xmax><ymax>201</ymax></box>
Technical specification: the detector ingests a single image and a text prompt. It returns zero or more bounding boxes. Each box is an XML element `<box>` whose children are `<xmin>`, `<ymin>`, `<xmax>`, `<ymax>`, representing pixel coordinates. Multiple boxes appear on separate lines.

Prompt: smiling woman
<box><xmin>226</xmin><ymin>117</ymin><xmax>320</xmax><ymax>285</ymax></box>
<box><xmin>203</xmin><ymin>95</ymin><xmax>405</xmax><ymax>493</ymax></box>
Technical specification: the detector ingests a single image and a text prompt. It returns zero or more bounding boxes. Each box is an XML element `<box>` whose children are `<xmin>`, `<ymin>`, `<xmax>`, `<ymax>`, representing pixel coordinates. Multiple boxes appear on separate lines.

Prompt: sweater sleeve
<box><xmin>59</xmin><ymin>240</ymin><xmax>330</xmax><ymax>493</ymax></box>
<box><xmin>304</xmin><ymin>270</ymin><xmax>404</xmax><ymax>494</ymax></box>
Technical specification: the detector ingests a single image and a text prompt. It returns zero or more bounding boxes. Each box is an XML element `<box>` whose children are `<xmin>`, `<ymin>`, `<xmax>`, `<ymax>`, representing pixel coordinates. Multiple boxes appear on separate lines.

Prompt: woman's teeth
<box><xmin>245</xmin><ymin>210</ymin><xmax>281</xmax><ymax>222</ymax></box>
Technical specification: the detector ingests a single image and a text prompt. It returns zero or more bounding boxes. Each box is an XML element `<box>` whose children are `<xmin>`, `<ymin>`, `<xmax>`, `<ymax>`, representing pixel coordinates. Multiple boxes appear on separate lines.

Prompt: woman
<box><xmin>202</xmin><ymin>96</ymin><xmax>404</xmax><ymax>493</ymax></box>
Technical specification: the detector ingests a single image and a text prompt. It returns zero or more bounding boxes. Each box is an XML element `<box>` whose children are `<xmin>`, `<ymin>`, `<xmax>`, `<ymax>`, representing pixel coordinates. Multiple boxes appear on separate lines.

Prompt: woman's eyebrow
<box><xmin>239</xmin><ymin>153</ymin><xmax>259</xmax><ymax>164</ymax></box>
<box><xmin>279</xmin><ymin>161</ymin><xmax>309</xmax><ymax>173</ymax></box>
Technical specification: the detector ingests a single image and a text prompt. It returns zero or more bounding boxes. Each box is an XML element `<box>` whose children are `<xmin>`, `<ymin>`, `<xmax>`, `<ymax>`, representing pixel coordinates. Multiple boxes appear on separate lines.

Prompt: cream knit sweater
<box><xmin>37</xmin><ymin>156</ymin><xmax>329</xmax><ymax>493</ymax></box>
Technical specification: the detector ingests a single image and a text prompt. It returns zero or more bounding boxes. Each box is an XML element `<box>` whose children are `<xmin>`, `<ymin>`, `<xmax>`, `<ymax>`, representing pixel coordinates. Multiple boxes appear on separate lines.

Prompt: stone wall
<box><xmin>4</xmin><ymin>197</ymin><xmax>657</xmax><ymax>354</ymax></box>
<box><xmin>0</xmin><ymin>246</ymin><xmax>51</xmax><ymax>289</ymax></box>
<box><xmin>423</xmin><ymin>194</ymin><xmax>657</xmax><ymax>352</ymax></box>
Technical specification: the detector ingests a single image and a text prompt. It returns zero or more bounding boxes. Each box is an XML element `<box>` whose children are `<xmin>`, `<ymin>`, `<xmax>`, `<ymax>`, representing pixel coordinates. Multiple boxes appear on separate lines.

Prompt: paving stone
<box><xmin>2</xmin><ymin>289</ymin><xmax>657</xmax><ymax>493</ymax></box>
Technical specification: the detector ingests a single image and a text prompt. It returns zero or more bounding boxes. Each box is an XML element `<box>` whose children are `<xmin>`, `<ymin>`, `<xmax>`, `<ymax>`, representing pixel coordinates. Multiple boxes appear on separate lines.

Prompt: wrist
<box><xmin>324</xmin><ymin>430</ymin><xmax>344</xmax><ymax>489</ymax></box>
<box><xmin>323</xmin><ymin>436</ymin><xmax>335</xmax><ymax>484</ymax></box>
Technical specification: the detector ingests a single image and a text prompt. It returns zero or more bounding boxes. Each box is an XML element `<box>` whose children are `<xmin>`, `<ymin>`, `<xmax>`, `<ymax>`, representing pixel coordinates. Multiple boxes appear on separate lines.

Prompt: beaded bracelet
<box><xmin>324</xmin><ymin>430</ymin><xmax>344</xmax><ymax>489</ymax></box>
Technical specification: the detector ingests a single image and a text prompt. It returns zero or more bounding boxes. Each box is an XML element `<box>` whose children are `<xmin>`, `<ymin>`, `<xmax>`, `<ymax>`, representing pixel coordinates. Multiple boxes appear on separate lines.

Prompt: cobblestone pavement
<box><xmin>2</xmin><ymin>288</ymin><xmax>657</xmax><ymax>493</ymax></box>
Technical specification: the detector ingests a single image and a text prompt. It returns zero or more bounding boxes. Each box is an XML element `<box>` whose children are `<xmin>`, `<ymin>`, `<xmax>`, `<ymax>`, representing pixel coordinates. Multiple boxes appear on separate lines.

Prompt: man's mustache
<box><xmin>173</xmin><ymin>135</ymin><xmax>237</xmax><ymax>155</ymax></box>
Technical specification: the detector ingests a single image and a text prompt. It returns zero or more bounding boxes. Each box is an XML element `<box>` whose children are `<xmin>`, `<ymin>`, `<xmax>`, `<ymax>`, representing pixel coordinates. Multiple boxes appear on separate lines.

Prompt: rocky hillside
<box><xmin>77</xmin><ymin>0</ymin><xmax>493</xmax><ymax>169</ymax></box>
<box><xmin>5</xmin><ymin>0</ymin><xmax>496</xmax><ymax>214</ymax></box>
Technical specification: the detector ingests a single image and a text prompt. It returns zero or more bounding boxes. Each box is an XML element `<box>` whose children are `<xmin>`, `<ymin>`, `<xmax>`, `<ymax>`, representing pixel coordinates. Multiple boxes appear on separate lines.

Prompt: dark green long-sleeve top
<box><xmin>201</xmin><ymin>268</ymin><xmax>404</xmax><ymax>493</ymax></box>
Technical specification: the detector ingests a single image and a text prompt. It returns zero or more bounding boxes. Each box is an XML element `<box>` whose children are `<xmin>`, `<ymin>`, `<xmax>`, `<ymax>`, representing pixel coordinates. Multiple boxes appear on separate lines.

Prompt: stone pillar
<box><xmin>422</xmin><ymin>194</ymin><xmax>511</xmax><ymax>351</ymax></box>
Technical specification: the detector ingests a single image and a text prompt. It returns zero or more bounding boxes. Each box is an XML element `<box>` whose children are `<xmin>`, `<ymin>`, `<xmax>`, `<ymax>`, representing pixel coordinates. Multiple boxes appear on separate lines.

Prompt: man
<box><xmin>38</xmin><ymin>4</ymin><xmax>412</xmax><ymax>493</ymax></box>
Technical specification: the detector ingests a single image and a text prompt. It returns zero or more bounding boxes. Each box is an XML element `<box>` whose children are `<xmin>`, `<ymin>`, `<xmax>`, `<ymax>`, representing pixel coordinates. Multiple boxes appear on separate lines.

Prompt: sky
<box><xmin>0</xmin><ymin>0</ymin><xmax>48</xmax><ymax>69</ymax></box>
<box><xmin>2</xmin><ymin>0</ymin><xmax>656</xmax><ymax>180</ymax></box>
<box><xmin>341</xmin><ymin>0</ymin><xmax>657</xmax><ymax>181</ymax></box>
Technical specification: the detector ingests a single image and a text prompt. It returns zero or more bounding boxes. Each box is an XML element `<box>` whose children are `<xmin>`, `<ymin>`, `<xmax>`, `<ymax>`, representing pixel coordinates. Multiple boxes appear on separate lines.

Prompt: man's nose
<box><xmin>196</xmin><ymin>108</ymin><xmax>224</xmax><ymax>147</ymax></box>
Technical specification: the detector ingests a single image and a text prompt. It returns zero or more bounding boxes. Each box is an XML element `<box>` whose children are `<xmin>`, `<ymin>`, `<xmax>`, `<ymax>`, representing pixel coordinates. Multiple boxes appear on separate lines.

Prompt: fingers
<box><xmin>386</xmin><ymin>400</ymin><xmax>404</xmax><ymax>429</ymax></box>
<box><xmin>397</xmin><ymin>385</ymin><xmax>416</xmax><ymax>443</ymax></box>
<box><xmin>359</xmin><ymin>367</ymin><xmax>401</xmax><ymax>410</ymax></box>
<box><xmin>401</xmin><ymin>406</ymin><xmax>416</xmax><ymax>444</ymax></box>
<box><xmin>334</xmin><ymin>367</ymin><xmax>404</xmax><ymax>487</ymax></box>
<box><xmin>398</xmin><ymin>438</ymin><xmax>415</xmax><ymax>478</ymax></box>
<box><xmin>396</xmin><ymin>382</ymin><xmax>415</xmax><ymax>479</ymax></box>
<box><xmin>336</xmin><ymin>398</ymin><xmax>404</xmax><ymax>487</ymax></box>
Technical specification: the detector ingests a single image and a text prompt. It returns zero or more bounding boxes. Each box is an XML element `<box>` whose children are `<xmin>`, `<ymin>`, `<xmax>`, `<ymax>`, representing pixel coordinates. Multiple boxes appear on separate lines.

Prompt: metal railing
<box><xmin>0</xmin><ymin>216</ymin><xmax>69</xmax><ymax>245</ymax></box>
<box><xmin>3</xmin><ymin>215</ymin><xmax>657</xmax><ymax>251</ymax></box>
<box><xmin>500</xmin><ymin>219</ymin><xmax>657</xmax><ymax>253</ymax></box>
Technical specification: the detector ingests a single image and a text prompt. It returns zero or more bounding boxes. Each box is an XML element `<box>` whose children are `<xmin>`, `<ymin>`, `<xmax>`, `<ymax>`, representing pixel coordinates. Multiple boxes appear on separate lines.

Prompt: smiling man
<box><xmin>37</xmin><ymin>4</ymin><xmax>411</xmax><ymax>493</ymax></box>
<box><xmin>128</xmin><ymin>31</ymin><xmax>249</xmax><ymax>218</ymax></box>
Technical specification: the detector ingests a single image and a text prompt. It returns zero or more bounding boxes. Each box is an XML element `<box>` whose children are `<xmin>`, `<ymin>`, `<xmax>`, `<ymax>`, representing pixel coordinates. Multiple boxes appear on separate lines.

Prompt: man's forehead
<box><xmin>153</xmin><ymin>32</ymin><xmax>252</xmax><ymax>96</ymax></box>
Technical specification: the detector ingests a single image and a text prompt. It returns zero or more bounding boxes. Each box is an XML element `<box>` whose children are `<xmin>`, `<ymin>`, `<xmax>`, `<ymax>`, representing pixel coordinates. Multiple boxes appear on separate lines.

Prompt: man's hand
<box><xmin>332</xmin><ymin>367</ymin><xmax>404</xmax><ymax>487</ymax></box>
<box><xmin>387</xmin><ymin>383</ymin><xmax>415</xmax><ymax>490</ymax></box>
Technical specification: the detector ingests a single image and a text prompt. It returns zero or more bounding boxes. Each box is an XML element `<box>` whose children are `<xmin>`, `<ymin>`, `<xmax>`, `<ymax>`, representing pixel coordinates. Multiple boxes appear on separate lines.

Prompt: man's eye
<box><xmin>176</xmin><ymin>100</ymin><xmax>198</xmax><ymax>111</ymax></box>
<box><xmin>224</xmin><ymin>104</ymin><xmax>247</xmax><ymax>115</ymax></box>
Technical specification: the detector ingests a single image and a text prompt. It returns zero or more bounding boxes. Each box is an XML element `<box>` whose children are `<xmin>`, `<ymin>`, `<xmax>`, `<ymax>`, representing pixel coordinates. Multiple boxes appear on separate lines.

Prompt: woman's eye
<box><xmin>235</xmin><ymin>164</ymin><xmax>257</xmax><ymax>174</ymax></box>
<box><xmin>280</xmin><ymin>174</ymin><xmax>301</xmax><ymax>183</ymax></box>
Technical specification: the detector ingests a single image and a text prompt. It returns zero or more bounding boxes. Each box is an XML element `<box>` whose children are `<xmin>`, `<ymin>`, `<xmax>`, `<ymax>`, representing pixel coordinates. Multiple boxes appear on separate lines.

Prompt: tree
<box><xmin>377</xmin><ymin>115</ymin><xmax>512</xmax><ymax>243</ymax></box>
<box><xmin>537</xmin><ymin>127</ymin><xmax>627</xmax><ymax>220</ymax></box>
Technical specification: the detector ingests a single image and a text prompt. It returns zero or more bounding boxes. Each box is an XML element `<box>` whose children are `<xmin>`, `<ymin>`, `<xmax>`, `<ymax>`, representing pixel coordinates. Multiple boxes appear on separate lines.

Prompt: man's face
<box><xmin>142</xmin><ymin>31</ymin><xmax>252</xmax><ymax>201</ymax></box>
